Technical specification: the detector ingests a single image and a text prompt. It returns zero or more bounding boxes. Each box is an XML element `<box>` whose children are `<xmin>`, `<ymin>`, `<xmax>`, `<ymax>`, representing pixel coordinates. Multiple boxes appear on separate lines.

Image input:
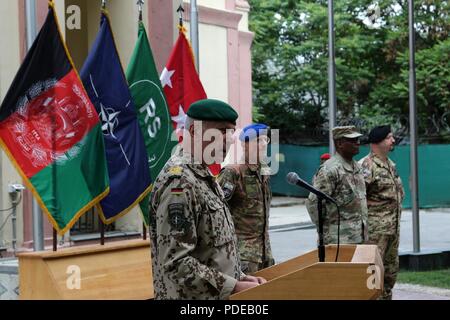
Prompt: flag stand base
<box><xmin>17</xmin><ymin>239</ymin><xmax>153</xmax><ymax>299</ymax></box>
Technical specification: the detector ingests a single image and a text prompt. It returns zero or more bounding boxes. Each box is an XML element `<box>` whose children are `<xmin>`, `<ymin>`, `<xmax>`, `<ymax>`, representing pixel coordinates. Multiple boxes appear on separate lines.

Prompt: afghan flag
<box><xmin>80</xmin><ymin>11</ymin><xmax>152</xmax><ymax>224</ymax></box>
<box><xmin>0</xmin><ymin>3</ymin><xmax>109</xmax><ymax>235</ymax></box>
<box><xmin>126</xmin><ymin>22</ymin><xmax>177</xmax><ymax>226</ymax></box>
<box><xmin>160</xmin><ymin>28</ymin><xmax>221</xmax><ymax>175</ymax></box>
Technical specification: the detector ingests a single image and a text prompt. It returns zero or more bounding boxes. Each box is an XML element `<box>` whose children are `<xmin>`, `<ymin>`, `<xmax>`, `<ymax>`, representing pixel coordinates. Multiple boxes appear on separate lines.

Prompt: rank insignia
<box><xmin>169</xmin><ymin>166</ymin><xmax>183</xmax><ymax>176</ymax></box>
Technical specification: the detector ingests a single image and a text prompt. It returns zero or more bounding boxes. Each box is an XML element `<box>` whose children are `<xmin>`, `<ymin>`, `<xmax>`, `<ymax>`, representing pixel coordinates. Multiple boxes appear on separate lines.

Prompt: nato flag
<box><xmin>80</xmin><ymin>11</ymin><xmax>151</xmax><ymax>223</ymax></box>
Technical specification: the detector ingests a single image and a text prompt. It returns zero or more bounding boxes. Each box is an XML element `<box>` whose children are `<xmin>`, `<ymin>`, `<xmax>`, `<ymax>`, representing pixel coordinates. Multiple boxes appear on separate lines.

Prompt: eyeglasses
<box><xmin>343</xmin><ymin>137</ymin><xmax>360</xmax><ymax>144</ymax></box>
<box><xmin>257</xmin><ymin>136</ymin><xmax>270</xmax><ymax>144</ymax></box>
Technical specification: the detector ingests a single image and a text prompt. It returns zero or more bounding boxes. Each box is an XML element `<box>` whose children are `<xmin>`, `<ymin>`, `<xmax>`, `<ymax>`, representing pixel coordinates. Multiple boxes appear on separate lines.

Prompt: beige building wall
<box><xmin>0</xmin><ymin>3</ymin><xmax>21</xmax><ymax>100</ymax></box>
<box><xmin>199</xmin><ymin>0</ymin><xmax>226</xmax><ymax>10</ymax></box>
<box><xmin>0</xmin><ymin>1</ymin><xmax>25</xmax><ymax>251</ymax></box>
<box><xmin>183</xmin><ymin>23</ymin><xmax>229</xmax><ymax>103</ymax></box>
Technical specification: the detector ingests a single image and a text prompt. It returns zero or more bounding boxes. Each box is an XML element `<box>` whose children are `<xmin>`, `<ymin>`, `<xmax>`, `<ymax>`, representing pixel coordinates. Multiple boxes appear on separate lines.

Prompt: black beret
<box><xmin>187</xmin><ymin>99</ymin><xmax>238</xmax><ymax>124</ymax></box>
<box><xmin>368</xmin><ymin>125</ymin><xmax>391</xmax><ymax>144</ymax></box>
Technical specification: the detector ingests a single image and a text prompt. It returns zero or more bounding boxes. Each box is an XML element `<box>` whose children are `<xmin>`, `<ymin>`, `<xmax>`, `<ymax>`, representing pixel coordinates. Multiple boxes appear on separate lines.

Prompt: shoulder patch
<box><xmin>221</xmin><ymin>181</ymin><xmax>236</xmax><ymax>200</ymax></box>
<box><xmin>168</xmin><ymin>203</ymin><xmax>189</xmax><ymax>231</ymax></box>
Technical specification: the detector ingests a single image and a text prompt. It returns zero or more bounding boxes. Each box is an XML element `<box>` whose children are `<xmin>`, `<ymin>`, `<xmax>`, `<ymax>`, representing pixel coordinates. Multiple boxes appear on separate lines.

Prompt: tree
<box><xmin>249</xmin><ymin>0</ymin><xmax>450</xmax><ymax>144</ymax></box>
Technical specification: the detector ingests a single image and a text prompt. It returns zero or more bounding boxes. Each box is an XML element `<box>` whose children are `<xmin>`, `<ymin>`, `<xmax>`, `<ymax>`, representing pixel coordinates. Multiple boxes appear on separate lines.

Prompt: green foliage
<box><xmin>398</xmin><ymin>269</ymin><xmax>450</xmax><ymax>289</ymax></box>
<box><xmin>249</xmin><ymin>0</ymin><xmax>450</xmax><ymax>144</ymax></box>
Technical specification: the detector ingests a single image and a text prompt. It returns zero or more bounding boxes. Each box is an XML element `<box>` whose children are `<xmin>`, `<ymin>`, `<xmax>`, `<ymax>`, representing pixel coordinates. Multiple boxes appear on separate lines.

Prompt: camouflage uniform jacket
<box><xmin>306</xmin><ymin>153</ymin><xmax>368</xmax><ymax>244</ymax></box>
<box><xmin>149</xmin><ymin>147</ymin><xmax>243</xmax><ymax>300</ymax></box>
<box><xmin>217</xmin><ymin>164</ymin><xmax>274</xmax><ymax>267</ymax></box>
<box><xmin>359</xmin><ymin>152</ymin><xmax>405</xmax><ymax>235</ymax></box>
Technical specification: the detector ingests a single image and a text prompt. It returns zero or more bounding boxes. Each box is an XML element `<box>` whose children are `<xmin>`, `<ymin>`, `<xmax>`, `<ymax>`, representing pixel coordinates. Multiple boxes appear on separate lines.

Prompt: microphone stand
<box><xmin>285</xmin><ymin>172</ymin><xmax>340</xmax><ymax>262</ymax></box>
<box><xmin>317</xmin><ymin>198</ymin><xmax>325</xmax><ymax>262</ymax></box>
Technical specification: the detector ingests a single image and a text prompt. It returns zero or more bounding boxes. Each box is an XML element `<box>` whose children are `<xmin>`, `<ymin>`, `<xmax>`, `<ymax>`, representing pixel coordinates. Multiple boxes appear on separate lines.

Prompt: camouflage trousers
<box><xmin>370</xmin><ymin>232</ymin><xmax>400</xmax><ymax>300</ymax></box>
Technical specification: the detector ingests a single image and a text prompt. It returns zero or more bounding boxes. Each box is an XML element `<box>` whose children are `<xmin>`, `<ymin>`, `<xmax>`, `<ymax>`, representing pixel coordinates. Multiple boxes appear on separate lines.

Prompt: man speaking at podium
<box><xmin>148</xmin><ymin>99</ymin><xmax>266</xmax><ymax>300</ymax></box>
<box><xmin>306</xmin><ymin>126</ymin><xmax>368</xmax><ymax>245</ymax></box>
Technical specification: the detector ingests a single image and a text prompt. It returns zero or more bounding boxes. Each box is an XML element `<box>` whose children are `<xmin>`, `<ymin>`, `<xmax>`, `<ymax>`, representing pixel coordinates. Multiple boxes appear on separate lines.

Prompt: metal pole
<box><xmin>26</xmin><ymin>0</ymin><xmax>45</xmax><ymax>252</ymax></box>
<box><xmin>408</xmin><ymin>0</ymin><xmax>420</xmax><ymax>253</ymax></box>
<box><xmin>53</xmin><ymin>229</ymin><xmax>57</xmax><ymax>251</ymax></box>
<box><xmin>190</xmin><ymin>0</ymin><xmax>200</xmax><ymax>71</ymax></box>
<box><xmin>328</xmin><ymin>0</ymin><xmax>337</xmax><ymax>154</ymax></box>
<box><xmin>12</xmin><ymin>205</ymin><xmax>17</xmax><ymax>254</ymax></box>
<box><xmin>100</xmin><ymin>220</ymin><xmax>105</xmax><ymax>245</ymax></box>
<box><xmin>25</xmin><ymin>0</ymin><xmax>37</xmax><ymax>47</ymax></box>
<box><xmin>143</xmin><ymin>223</ymin><xmax>147</xmax><ymax>240</ymax></box>
<box><xmin>317</xmin><ymin>199</ymin><xmax>325</xmax><ymax>262</ymax></box>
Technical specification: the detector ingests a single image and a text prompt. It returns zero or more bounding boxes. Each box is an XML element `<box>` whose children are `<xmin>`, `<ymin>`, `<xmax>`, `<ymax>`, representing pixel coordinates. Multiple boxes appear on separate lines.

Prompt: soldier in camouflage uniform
<box><xmin>306</xmin><ymin>126</ymin><xmax>368</xmax><ymax>244</ymax></box>
<box><xmin>359</xmin><ymin>125</ymin><xmax>404</xmax><ymax>300</ymax></box>
<box><xmin>218</xmin><ymin>124</ymin><xmax>275</xmax><ymax>274</ymax></box>
<box><xmin>149</xmin><ymin>99</ymin><xmax>266</xmax><ymax>300</ymax></box>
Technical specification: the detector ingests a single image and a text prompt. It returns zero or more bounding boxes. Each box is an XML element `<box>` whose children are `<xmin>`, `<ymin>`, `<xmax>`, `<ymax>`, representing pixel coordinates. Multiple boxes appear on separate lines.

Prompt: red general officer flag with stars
<box><xmin>160</xmin><ymin>28</ymin><xmax>221</xmax><ymax>175</ymax></box>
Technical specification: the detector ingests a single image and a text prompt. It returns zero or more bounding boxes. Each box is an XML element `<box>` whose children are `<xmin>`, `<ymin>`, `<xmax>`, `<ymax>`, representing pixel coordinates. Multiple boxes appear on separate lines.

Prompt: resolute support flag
<box><xmin>126</xmin><ymin>21</ymin><xmax>177</xmax><ymax>226</ymax></box>
<box><xmin>80</xmin><ymin>11</ymin><xmax>152</xmax><ymax>224</ymax></box>
<box><xmin>0</xmin><ymin>3</ymin><xmax>109</xmax><ymax>234</ymax></box>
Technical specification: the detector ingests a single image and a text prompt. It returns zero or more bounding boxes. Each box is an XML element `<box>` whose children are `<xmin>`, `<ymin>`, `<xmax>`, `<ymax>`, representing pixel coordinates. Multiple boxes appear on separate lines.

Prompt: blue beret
<box><xmin>187</xmin><ymin>99</ymin><xmax>238</xmax><ymax>124</ymax></box>
<box><xmin>239</xmin><ymin>123</ymin><xmax>270</xmax><ymax>142</ymax></box>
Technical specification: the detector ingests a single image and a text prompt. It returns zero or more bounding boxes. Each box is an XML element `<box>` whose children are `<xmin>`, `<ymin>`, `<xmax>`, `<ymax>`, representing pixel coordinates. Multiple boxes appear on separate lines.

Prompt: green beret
<box><xmin>187</xmin><ymin>99</ymin><xmax>238</xmax><ymax>124</ymax></box>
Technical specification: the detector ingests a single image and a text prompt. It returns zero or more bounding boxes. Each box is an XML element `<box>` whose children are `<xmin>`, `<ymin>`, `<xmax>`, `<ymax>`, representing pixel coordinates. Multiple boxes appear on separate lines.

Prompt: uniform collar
<box><xmin>370</xmin><ymin>152</ymin><xmax>390</xmax><ymax>169</ymax></box>
<box><xmin>188</xmin><ymin>163</ymin><xmax>213</xmax><ymax>178</ymax></box>
<box><xmin>247</xmin><ymin>163</ymin><xmax>260</xmax><ymax>172</ymax></box>
<box><xmin>335</xmin><ymin>152</ymin><xmax>356</xmax><ymax>172</ymax></box>
<box><xmin>178</xmin><ymin>147</ymin><xmax>214</xmax><ymax>179</ymax></box>
<box><xmin>246</xmin><ymin>163</ymin><xmax>272</xmax><ymax>177</ymax></box>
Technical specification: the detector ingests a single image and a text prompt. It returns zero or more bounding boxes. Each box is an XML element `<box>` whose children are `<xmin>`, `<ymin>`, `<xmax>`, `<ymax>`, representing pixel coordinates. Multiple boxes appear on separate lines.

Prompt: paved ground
<box><xmin>393</xmin><ymin>284</ymin><xmax>450</xmax><ymax>300</ymax></box>
<box><xmin>268</xmin><ymin>197</ymin><xmax>450</xmax><ymax>300</ymax></box>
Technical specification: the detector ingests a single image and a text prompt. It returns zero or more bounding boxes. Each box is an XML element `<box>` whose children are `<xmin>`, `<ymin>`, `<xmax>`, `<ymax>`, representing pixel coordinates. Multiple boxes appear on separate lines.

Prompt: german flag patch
<box><xmin>171</xmin><ymin>188</ymin><xmax>184</xmax><ymax>195</ymax></box>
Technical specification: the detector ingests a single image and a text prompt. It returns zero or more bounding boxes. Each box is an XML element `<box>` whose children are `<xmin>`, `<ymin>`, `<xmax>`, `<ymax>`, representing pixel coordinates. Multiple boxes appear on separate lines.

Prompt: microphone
<box><xmin>286</xmin><ymin>171</ymin><xmax>341</xmax><ymax>263</ymax></box>
<box><xmin>286</xmin><ymin>172</ymin><xmax>337</xmax><ymax>204</ymax></box>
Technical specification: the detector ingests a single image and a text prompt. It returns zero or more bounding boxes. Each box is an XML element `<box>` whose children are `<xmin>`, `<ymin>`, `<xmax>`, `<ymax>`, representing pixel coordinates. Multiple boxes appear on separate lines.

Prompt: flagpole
<box><xmin>327</xmin><ymin>0</ymin><xmax>337</xmax><ymax>154</ymax></box>
<box><xmin>408</xmin><ymin>0</ymin><xmax>420</xmax><ymax>253</ymax></box>
<box><xmin>136</xmin><ymin>0</ymin><xmax>147</xmax><ymax>242</ymax></box>
<box><xmin>143</xmin><ymin>223</ymin><xmax>147</xmax><ymax>241</ymax></box>
<box><xmin>99</xmin><ymin>0</ymin><xmax>107</xmax><ymax>248</ymax></box>
<box><xmin>190</xmin><ymin>0</ymin><xmax>200</xmax><ymax>71</ymax></box>
<box><xmin>100</xmin><ymin>219</ymin><xmax>105</xmax><ymax>245</ymax></box>
<box><xmin>53</xmin><ymin>229</ymin><xmax>57</xmax><ymax>251</ymax></box>
<box><xmin>26</xmin><ymin>0</ymin><xmax>45</xmax><ymax>252</ymax></box>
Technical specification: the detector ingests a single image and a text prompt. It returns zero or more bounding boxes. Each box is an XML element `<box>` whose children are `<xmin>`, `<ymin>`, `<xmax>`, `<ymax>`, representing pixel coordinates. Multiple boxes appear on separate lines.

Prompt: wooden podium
<box><xmin>17</xmin><ymin>239</ymin><xmax>154</xmax><ymax>300</ymax></box>
<box><xmin>230</xmin><ymin>244</ymin><xmax>384</xmax><ymax>300</ymax></box>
